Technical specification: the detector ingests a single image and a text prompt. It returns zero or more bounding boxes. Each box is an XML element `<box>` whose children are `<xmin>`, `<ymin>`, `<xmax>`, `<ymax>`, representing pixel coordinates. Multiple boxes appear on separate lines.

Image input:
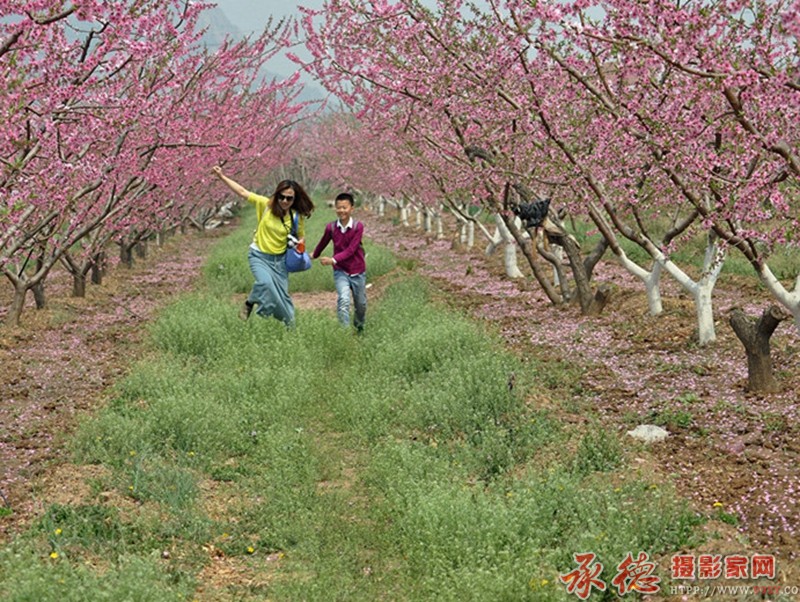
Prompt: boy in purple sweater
<box><xmin>311</xmin><ymin>193</ymin><xmax>367</xmax><ymax>333</ymax></box>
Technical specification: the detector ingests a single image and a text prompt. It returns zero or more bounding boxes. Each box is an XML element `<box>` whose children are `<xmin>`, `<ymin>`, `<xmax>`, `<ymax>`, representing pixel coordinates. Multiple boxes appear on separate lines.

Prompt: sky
<box><xmin>209</xmin><ymin>0</ymin><xmax>495</xmax><ymax>87</ymax></box>
<box><xmin>210</xmin><ymin>0</ymin><xmax>324</xmax><ymax>82</ymax></box>
<box><xmin>211</xmin><ymin>1</ymin><xmax>323</xmax><ymax>36</ymax></box>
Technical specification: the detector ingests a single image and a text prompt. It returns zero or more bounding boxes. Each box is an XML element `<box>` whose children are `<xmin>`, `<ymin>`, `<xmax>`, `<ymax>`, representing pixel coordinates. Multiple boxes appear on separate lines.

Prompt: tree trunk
<box><xmin>503</xmin><ymin>242</ymin><xmax>524</xmax><ymax>279</ymax></box>
<box><xmin>32</xmin><ymin>257</ymin><xmax>46</xmax><ymax>309</ymax></box>
<box><xmin>32</xmin><ymin>282</ymin><xmax>46</xmax><ymax>309</ymax></box>
<box><xmin>465</xmin><ymin>220</ymin><xmax>474</xmax><ymax>248</ymax></box>
<box><xmin>493</xmin><ymin>215</ymin><xmax>524</xmax><ymax>279</ymax></box>
<box><xmin>550</xmin><ymin>245</ymin><xmax>563</xmax><ymax>287</ymax></box>
<box><xmin>91</xmin><ymin>252</ymin><xmax>105</xmax><ymax>285</ymax></box>
<box><xmin>73</xmin><ymin>273</ymin><xmax>87</xmax><ymax>298</ymax></box>
<box><xmin>135</xmin><ymin>240</ymin><xmax>147</xmax><ymax>259</ymax></box>
<box><xmin>548</xmin><ymin>229</ymin><xmax>594</xmax><ymax>314</ymax></box>
<box><xmin>501</xmin><ymin>213</ymin><xmax>562</xmax><ymax>305</ymax></box>
<box><xmin>586</xmin><ymin>283</ymin><xmax>614</xmax><ymax>317</ymax></box>
<box><xmin>729</xmin><ymin>305</ymin><xmax>791</xmax><ymax>393</ymax></box>
<box><xmin>399</xmin><ymin>202</ymin><xmax>409</xmax><ymax>227</ymax></box>
<box><xmin>616</xmin><ymin>251</ymin><xmax>664</xmax><ymax>316</ymax></box>
<box><xmin>644</xmin><ymin>262</ymin><xmax>664</xmax><ymax>316</ymax></box>
<box><xmin>694</xmin><ymin>282</ymin><xmax>717</xmax><ymax>345</ymax></box>
<box><xmin>6</xmin><ymin>285</ymin><xmax>27</xmax><ymax>326</ymax></box>
<box><xmin>120</xmin><ymin>243</ymin><xmax>134</xmax><ymax>268</ymax></box>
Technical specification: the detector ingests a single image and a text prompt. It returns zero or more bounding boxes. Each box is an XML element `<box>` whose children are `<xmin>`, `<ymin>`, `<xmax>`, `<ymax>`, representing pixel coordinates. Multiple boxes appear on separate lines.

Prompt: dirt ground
<box><xmin>1</xmin><ymin>210</ymin><xmax>799</xmax><ymax>595</ymax></box>
<box><xmin>0</xmin><ymin>226</ymin><xmax>334</xmax><ymax>538</ymax></box>
<box><xmin>358</xmin><ymin>211</ymin><xmax>800</xmax><ymax>591</ymax></box>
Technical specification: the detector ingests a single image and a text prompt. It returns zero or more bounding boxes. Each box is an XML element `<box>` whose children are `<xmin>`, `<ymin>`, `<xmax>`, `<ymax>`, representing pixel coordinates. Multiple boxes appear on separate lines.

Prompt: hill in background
<box><xmin>198</xmin><ymin>5</ymin><xmax>326</xmax><ymax>105</ymax></box>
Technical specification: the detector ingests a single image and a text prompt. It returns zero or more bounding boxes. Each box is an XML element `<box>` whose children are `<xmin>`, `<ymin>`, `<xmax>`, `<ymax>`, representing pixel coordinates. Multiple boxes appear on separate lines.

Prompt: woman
<box><xmin>212</xmin><ymin>166</ymin><xmax>314</xmax><ymax>325</ymax></box>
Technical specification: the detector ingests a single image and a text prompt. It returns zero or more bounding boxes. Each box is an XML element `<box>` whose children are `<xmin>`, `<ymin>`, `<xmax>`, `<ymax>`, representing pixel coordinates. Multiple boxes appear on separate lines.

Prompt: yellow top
<box><xmin>248</xmin><ymin>192</ymin><xmax>305</xmax><ymax>254</ymax></box>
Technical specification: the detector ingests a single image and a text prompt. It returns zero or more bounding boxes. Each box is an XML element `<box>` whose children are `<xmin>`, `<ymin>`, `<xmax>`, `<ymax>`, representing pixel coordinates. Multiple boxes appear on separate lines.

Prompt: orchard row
<box><xmin>297</xmin><ymin>0</ymin><xmax>800</xmax><ymax>352</ymax></box>
<box><xmin>1</xmin><ymin>0</ymin><xmax>305</xmax><ymax>324</ymax></box>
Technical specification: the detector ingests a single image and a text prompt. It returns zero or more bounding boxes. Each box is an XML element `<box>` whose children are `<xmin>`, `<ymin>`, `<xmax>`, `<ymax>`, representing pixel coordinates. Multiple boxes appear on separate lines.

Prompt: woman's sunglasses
<box><xmin>276</xmin><ymin>193</ymin><xmax>295</xmax><ymax>202</ymax></box>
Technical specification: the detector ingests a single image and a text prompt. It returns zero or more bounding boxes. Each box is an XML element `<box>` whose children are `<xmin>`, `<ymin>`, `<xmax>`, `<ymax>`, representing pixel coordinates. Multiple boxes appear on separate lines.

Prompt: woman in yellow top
<box><xmin>212</xmin><ymin>166</ymin><xmax>315</xmax><ymax>325</ymax></box>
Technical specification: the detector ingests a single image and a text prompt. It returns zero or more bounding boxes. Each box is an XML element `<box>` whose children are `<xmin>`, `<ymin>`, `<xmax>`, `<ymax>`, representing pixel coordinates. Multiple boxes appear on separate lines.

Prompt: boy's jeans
<box><xmin>333</xmin><ymin>270</ymin><xmax>367</xmax><ymax>331</ymax></box>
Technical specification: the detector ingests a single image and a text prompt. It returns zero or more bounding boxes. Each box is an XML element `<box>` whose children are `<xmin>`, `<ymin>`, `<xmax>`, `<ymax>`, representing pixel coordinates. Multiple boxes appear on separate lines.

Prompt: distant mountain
<box><xmin>197</xmin><ymin>5</ymin><xmax>242</xmax><ymax>50</ymax></box>
<box><xmin>295</xmin><ymin>79</ymin><xmax>329</xmax><ymax>105</ymax></box>
<box><xmin>198</xmin><ymin>5</ymin><xmax>329</xmax><ymax>106</ymax></box>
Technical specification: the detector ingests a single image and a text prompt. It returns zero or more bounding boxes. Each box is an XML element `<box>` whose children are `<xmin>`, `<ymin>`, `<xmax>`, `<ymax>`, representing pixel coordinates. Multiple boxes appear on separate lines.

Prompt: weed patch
<box><xmin>0</xmin><ymin>218</ymin><xmax>704</xmax><ymax>601</ymax></box>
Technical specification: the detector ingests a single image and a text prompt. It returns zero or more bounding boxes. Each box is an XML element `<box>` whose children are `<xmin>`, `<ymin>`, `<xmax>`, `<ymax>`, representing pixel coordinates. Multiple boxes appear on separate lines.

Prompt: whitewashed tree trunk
<box><xmin>433</xmin><ymin>209</ymin><xmax>444</xmax><ymax>239</ymax></box>
<box><xmin>756</xmin><ymin>266</ymin><xmax>800</xmax><ymax>334</ymax></box>
<box><xmin>384</xmin><ymin>197</ymin><xmax>401</xmax><ymax>217</ymax></box>
<box><xmin>465</xmin><ymin>221</ymin><xmax>475</xmax><ymax>248</ymax></box>
<box><xmin>617</xmin><ymin>250</ymin><xmax>664</xmax><ymax>316</ymax></box>
<box><xmin>551</xmin><ymin>244</ymin><xmax>564</xmax><ymax>287</ymax></box>
<box><xmin>485</xmin><ymin>227</ymin><xmax>502</xmax><ymax>256</ymax></box>
<box><xmin>504</xmin><ymin>243</ymin><xmax>524</xmax><ymax>279</ymax></box>
<box><xmin>378</xmin><ymin>195</ymin><xmax>385</xmax><ymax>217</ymax></box>
<box><xmin>693</xmin><ymin>281</ymin><xmax>717</xmax><ymax>345</ymax></box>
<box><xmin>656</xmin><ymin>237</ymin><xmax>725</xmax><ymax>345</ymax></box>
<box><xmin>399</xmin><ymin>200</ymin><xmax>409</xmax><ymax>227</ymax></box>
<box><xmin>644</xmin><ymin>262</ymin><xmax>664</xmax><ymax>317</ymax></box>
<box><xmin>416</xmin><ymin>207</ymin><xmax>423</xmax><ymax>229</ymax></box>
<box><xmin>488</xmin><ymin>214</ymin><xmax>525</xmax><ymax>278</ymax></box>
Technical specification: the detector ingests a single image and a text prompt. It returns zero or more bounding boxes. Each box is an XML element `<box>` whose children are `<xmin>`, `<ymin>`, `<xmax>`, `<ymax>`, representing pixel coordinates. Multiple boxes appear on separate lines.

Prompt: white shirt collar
<box><xmin>336</xmin><ymin>218</ymin><xmax>354</xmax><ymax>232</ymax></box>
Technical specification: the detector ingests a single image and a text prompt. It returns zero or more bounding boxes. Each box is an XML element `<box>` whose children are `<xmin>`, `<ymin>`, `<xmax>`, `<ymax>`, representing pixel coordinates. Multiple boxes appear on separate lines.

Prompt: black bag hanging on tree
<box><xmin>513</xmin><ymin>198</ymin><xmax>551</xmax><ymax>229</ymax></box>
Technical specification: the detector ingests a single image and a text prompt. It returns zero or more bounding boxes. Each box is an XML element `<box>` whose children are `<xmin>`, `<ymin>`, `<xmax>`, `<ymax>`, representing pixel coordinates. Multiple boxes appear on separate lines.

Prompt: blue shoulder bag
<box><xmin>285</xmin><ymin>211</ymin><xmax>312</xmax><ymax>272</ymax></box>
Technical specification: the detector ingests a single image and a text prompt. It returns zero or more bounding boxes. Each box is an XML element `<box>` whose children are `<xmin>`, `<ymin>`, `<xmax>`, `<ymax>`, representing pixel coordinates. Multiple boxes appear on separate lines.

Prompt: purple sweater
<box><xmin>311</xmin><ymin>220</ymin><xmax>366</xmax><ymax>275</ymax></box>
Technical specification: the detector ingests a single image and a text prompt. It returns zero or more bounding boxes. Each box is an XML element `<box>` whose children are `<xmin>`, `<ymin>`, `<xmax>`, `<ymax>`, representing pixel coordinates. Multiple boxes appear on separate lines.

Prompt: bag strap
<box><xmin>284</xmin><ymin>210</ymin><xmax>298</xmax><ymax>238</ymax></box>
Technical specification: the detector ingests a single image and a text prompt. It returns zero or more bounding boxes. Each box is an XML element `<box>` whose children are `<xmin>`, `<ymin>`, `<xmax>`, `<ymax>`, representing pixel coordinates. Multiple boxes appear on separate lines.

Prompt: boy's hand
<box><xmin>319</xmin><ymin>257</ymin><xmax>335</xmax><ymax>266</ymax></box>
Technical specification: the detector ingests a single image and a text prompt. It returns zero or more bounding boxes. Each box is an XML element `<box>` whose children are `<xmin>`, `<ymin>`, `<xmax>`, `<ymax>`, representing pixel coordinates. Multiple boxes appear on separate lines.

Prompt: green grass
<box><xmin>0</xmin><ymin>210</ymin><xmax>705</xmax><ymax>602</ymax></box>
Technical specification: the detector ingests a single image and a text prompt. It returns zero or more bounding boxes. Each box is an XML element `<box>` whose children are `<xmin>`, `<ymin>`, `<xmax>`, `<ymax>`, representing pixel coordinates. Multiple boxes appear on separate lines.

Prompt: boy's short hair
<box><xmin>335</xmin><ymin>192</ymin><xmax>355</xmax><ymax>206</ymax></box>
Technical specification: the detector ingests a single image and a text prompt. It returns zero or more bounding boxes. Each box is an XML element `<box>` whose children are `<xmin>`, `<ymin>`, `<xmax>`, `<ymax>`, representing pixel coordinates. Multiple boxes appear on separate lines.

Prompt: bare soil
<box><xmin>359</xmin><ymin>211</ymin><xmax>800</xmax><ymax>587</ymax></box>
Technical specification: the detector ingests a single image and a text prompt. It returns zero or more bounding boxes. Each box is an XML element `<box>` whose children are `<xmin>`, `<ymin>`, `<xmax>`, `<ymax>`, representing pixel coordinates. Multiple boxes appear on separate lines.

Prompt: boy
<box><xmin>312</xmin><ymin>193</ymin><xmax>367</xmax><ymax>333</ymax></box>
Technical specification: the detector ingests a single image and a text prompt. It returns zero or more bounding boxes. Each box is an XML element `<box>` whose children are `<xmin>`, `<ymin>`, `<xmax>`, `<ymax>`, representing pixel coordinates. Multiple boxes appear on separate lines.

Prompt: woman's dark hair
<box><xmin>269</xmin><ymin>180</ymin><xmax>315</xmax><ymax>219</ymax></box>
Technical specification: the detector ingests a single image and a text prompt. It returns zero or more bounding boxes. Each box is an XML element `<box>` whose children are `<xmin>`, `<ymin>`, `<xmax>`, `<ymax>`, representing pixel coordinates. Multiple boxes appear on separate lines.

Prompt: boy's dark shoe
<box><xmin>239</xmin><ymin>301</ymin><xmax>254</xmax><ymax>321</ymax></box>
